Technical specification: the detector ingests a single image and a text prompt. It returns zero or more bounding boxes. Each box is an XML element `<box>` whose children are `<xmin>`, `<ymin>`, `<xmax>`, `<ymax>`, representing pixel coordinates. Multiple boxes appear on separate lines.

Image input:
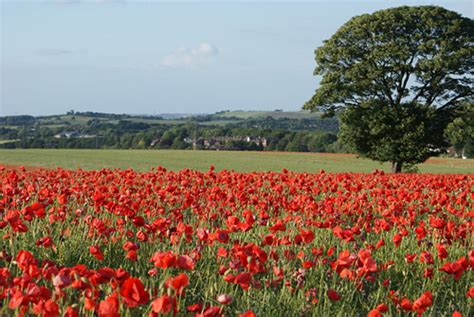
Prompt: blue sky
<box><xmin>1</xmin><ymin>1</ymin><xmax>472</xmax><ymax>116</ymax></box>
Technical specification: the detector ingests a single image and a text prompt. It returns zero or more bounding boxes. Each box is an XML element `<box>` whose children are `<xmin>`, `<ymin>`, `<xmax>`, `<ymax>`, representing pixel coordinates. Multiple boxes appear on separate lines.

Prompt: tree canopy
<box><xmin>303</xmin><ymin>5</ymin><xmax>473</xmax><ymax>172</ymax></box>
<box><xmin>444</xmin><ymin>102</ymin><xmax>474</xmax><ymax>158</ymax></box>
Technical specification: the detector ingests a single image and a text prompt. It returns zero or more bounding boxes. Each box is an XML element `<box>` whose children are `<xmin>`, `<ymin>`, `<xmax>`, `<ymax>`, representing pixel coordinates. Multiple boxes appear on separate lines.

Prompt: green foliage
<box><xmin>339</xmin><ymin>100</ymin><xmax>435</xmax><ymax>166</ymax></box>
<box><xmin>464</xmin><ymin>139</ymin><xmax>474</xmax><ymax>158</ymax></box>
<box><xmin>0</xmin><ymin>115</ymin><xmax>35</xmax><ymax>125</ymax></box>
<box><xmin>227</xmin><ymin>116</ymin><xmax>338</xmax><ymax>132</ymax></box>
<box><xmin>304</xmin><ymin>5</ymin><xmax>474</xmax><ymax>171</ymax></box>
<box><xmin>446</xmin><ymin>118</ymin><xmax>470</xmax><ymax>148</ymax></box>
<box><xmin>0</xmin><ymin>114</ymin><xmax>340</xmax><ymax>153</ymax></box>
<box><xmin>445</xmin><ymin>103</ymin><xmax>474</xmax><ymax>157</ymax></box>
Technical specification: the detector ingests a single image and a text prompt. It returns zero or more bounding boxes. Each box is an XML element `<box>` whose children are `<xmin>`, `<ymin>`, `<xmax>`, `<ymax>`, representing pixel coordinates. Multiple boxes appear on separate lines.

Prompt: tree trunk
<box><xmin>391</xmin><ymin>161</ymin><xmax>403</xmax><ymax>173</ymax></box>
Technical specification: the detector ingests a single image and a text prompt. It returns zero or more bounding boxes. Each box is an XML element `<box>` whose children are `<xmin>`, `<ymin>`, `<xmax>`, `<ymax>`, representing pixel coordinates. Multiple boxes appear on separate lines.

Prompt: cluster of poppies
<box><xmin>0</xmin><ymin>166</ymin><xmax>472</xmax><ymax>316</ymax></box>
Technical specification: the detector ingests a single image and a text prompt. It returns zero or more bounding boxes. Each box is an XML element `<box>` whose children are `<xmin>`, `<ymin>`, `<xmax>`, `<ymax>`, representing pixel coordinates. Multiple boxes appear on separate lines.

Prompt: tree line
<box><xmin>0</xmin><ymin>120</ymin><xmax>344</xmax><ymax>153</ymax></box>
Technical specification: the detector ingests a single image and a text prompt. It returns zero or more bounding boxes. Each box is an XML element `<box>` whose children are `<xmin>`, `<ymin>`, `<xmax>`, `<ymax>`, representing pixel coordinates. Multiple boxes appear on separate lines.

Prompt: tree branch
<box><xmin>396</xmin><ymin>72</ymin><xmax>411</xmax><ymax>104</ymax></box>
<box><xmin>426</xmin><ymin>90</ymin><xmax>443</xmax><ymax>107</ymax></box>
<box><xmin>379</xmin><ymin>78</ymin><xmax>395</xmax><ymax>106</ymax></box>
<box><xmin>395</xmin><ymin>53</ymin><xmax>416</xmax><ymax>104</ymax></box>
<box><xmin>411</xmin><ymin>70</ymin><xmax>445</xmax><ymax>104</ymax></box>
<box><xmin>435</xmin><ymin>94</ymin><xmax>468</xmax><ymax>111</ymax></box>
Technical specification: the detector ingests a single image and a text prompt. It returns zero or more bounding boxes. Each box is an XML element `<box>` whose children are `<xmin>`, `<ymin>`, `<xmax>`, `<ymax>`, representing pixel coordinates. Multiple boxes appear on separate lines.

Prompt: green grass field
<box><xmin>0</xmin><ymin>149</ymin><xmax>472</xmax><ymax>173</ymax></box>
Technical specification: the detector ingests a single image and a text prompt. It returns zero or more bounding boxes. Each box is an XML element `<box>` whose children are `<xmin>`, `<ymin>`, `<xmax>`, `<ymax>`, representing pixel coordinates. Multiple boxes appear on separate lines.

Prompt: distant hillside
<box><xmin>0</xmin><ymin>110</ymin><xmax>342</xmax><ymax>153</ymax></box>
<box><xmin>214</xmin><ymin>110</ymin><xmax>321</xmax><ymax>120</ymax></box>
<box><xmin>0</xmin><ymin>110</ymin><xmax>331</xmax><ymax>130</ymax></box>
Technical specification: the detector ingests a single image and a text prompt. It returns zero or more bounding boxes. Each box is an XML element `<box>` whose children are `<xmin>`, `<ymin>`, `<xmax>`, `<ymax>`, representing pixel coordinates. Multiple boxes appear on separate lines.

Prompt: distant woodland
<box><xmin>0</xmin><ymin>111</ymin><xmax>346</xmax><ymax>153</ymax></box>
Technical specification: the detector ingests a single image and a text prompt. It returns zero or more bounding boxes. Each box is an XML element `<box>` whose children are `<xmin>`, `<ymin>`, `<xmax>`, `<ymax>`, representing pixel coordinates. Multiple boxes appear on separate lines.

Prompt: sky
<box><xmin>1</xmin><ymin>0</ymin><xmax>472</xmax><ymax>116</ymax></box>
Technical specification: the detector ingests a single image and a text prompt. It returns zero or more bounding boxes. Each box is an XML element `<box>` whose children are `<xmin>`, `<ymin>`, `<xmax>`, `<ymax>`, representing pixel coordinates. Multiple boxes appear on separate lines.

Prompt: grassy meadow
<box><xmin>0</xmin><ymin>149</ymin><xmax>472</xmax><ymax>173</ymax></box>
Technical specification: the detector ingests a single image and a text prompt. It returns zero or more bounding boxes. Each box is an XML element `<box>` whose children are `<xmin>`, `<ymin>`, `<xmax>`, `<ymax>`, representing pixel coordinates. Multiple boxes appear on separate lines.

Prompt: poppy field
<box><xmin>0</xmin><ymin>165</ymin><xmax>472</xmax><ymax>316</ymax></box>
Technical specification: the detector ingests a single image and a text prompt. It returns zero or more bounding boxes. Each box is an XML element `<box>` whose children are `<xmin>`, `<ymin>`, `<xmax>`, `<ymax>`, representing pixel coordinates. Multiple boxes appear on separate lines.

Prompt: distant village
<box><xmin>54</xmin><ymin>131</ymin><xmax>96</xmax><ymax>139</ymax></box>
<box><xmin>55</xmin><ymin>131</ymin><xmax>268</xmax><ymax>151</ymax></box>
<box><xmin>157</xmin><ymin>136</ymin><xmax>268</xmax><ymax>150</ymax></box>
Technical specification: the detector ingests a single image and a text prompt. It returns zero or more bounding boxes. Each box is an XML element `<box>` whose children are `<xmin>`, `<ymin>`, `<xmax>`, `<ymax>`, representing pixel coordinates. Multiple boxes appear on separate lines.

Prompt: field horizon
<box><xmin>0</xmin><ymin>149</ymin><xmax>472</xmax><ymax>174</ymax></box>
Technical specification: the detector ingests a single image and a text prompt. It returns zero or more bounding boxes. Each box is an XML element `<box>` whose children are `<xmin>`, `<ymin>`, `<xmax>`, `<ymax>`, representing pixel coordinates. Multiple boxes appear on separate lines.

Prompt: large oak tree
<box><xmin>303</xmin><ymin>6</ymin><xmax>473</xmax><ymax>172</ymax></box>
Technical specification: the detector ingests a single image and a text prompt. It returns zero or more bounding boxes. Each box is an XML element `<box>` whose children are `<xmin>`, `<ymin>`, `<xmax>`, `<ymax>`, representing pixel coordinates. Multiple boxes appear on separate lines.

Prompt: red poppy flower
<box><xmin>32</xmin><ymin>299</ymin><xmax>59</xmax><ymax>317</ymax></box>
<box><xmin>234</xmin><ymin>272</ymin><xmax>251</xmax><ymax>291</ymax></box>
<box><xmin>467</xmin><ymin>287</ymin><xmax>474</xmax><ymax>298</ymax></box>
<box><xmin>132</xmin><ymin>216</ymin><xmax>145</xmax><ymax>227</ymax></box>
<box><xmin>300</xmin><ymin>229</ymin><xmax>315</xmax><ymax>243</ymax></box>
<box><xmin>196</xmin><ymin>306</ymin><xmax>222</xmax><ymax>317</ymax></box>
<box><xmin>123</xmin><ymin>241</ymin><xmax>139</xmax><ymax>251</ymax></box>
<box><xmin>98</xmin><ymin>293</ymin><xmax>120</xmax><ymax>317</ymax></box>
<box><xmin>412</xmin><ymin>291</ymin><xmax>432</xmax><ymax>314</ymax></box>
<box><xmin>89</xmin><ymin>245</ymin><xmax>104</xmax><ymax>261</ymax></box>
<box><xmin>436</xmin><ymin>244</ymin><xmax>448</xmax><ymax>259</ymax></box>
<box><xmin>126</xmin><ymin>250</ymin><xmax>137</xmax><ymax>261</ymax></box>
<box><xmin>36</xmin><ymin>236</ymin><xmax>54</xmax><ymax>248</ymax></box>
<box><xmin>376</xmin><ymin>304</ymin><xmax>388</xmax><ymax>313</ymax></box>
<box><xmin>375</xmin><ymin>239</ymin><xmax>385</xmax><ymax>249</ymax></box>
<box><xmin>119</xmin><ymin>277</ymin><xmax>150</xmax><ymax>307</ymax></box>
<box><xmin>429</xmin><ymin>216</ymin><xmax>446</xmax><ymax>229</ymax></box>
<box><xmin>367</xmin><ymin>309</ymin><xmax>382</xmax><ymax>317</ymax></box>
<box><xmin>400</xmin><ymin>298</ymin><xmax>413</xmax><ymax>311</ymax></box>
<box><xmin>215</xmin><ymin>230</ymin><xmax>230</xmax><ymax>243</ymax></box>
<box><xmin>327</xmin><ymin>289</ymin><xmax>341</xmax><ymax>301</ymax></box>
<box><xmin>15</xmin><ymin>250</ymin><xmax>37</xmax><ymax>271</ymax></box>
<box><xmin>178</xmin><ymin>255</ymin><xmax>195</xmax><ymax>270</ymax></box>
<box><xmin>269</xmin><ymin>220</ymin><xmax>286</xmax><ymax>232</ymax></box>
<box><xmin>64</xmin><ymin>306</ymin><xmax>79</xmax><ymax>317</ymax></box>
<box><xmin>440</xmin><ymin>256</ymin><xmax>469</xmax><ymax>280</ymax></box>
<box><xmin>187</xmin><ymin>303</ymin><xmax>204</xmax><ymax>312</ymax></box>
<box><xmin>392</xmin><ymin>233</ymin><xmax>402</xmax><ymax>247</ymax></box>
<box><xmin>151</xmin><ymin>295</ymin><xmax>176</xmax><ymax>314</ymax></box>
<box><xmin>166</xmin><ymin>273</ymin><xmax>189</xmax><ymax>295</ymax></box>
<box><xmin>239</xmin><ymin>310</ymin><xmax>257</xmax><ymax>317</ymax></box>
<box><xmin>8</xmin><ymin>289</ymin><xmax>26</xmax><ymax>309</ymax></box>
<box><xmin>53</xmin><ymin>271</ymin><xmax>72</xmax><ymax>289</ymax></box>
<box><xmin>150</xmin><ymin>251</ymin><xmax>177</xmax><ymax>269</ymax></box>
<box><xmin>84</xmin><ymin>298</ymin><xmax>96</xmax><ymax>311</ymax></box>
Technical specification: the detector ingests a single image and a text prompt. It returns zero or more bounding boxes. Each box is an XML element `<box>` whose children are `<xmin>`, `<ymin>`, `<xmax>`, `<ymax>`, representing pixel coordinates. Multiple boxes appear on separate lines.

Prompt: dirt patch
<box><xmin>424</xmin><ymin>158</ymin><xmax>474</xmax><ymax>165</ymax></box>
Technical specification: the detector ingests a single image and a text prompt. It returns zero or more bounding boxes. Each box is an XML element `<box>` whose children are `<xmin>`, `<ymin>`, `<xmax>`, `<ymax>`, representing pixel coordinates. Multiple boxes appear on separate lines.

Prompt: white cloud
<box><xmin>160</xmin><ymin>43</ymin><xmax>219</xmax><ymax>69</ymax></box>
